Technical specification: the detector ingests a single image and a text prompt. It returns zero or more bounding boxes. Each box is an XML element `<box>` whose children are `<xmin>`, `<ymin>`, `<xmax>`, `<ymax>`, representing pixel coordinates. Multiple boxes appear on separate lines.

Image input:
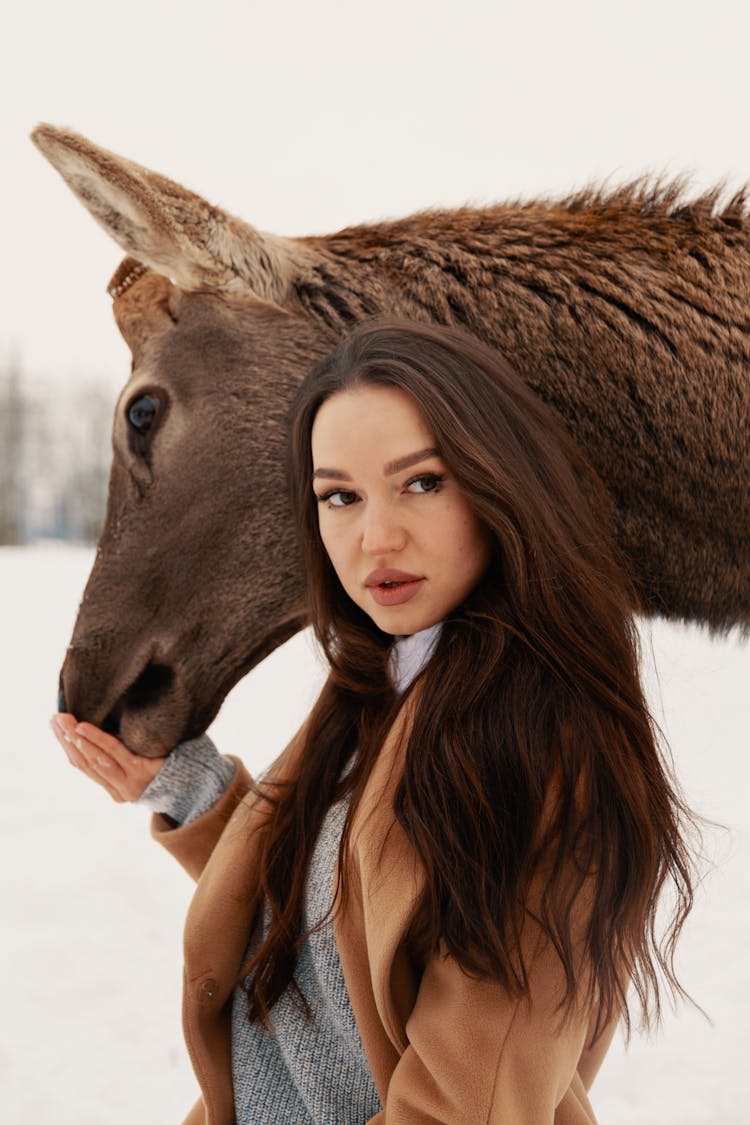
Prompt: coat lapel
<box><xmin>338</xmin><ymin>685</ymin><xmax>426</xmax><ymax>1062</ymax></box>
<box><xmin>182</xmin><ymin>684</ymin><xmax>425</xmax><ymax>1115</ymax></box>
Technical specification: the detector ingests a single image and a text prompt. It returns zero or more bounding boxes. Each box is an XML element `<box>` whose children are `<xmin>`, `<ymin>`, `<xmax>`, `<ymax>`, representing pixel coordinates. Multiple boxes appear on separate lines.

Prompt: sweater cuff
<box><xmin>136</xmin><ymin>734</ymin><xmax>236</xmax><ymax>826</ymax></box>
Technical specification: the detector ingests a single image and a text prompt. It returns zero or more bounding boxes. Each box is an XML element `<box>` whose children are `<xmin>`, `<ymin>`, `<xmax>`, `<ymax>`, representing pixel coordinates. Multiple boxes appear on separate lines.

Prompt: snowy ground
<box><xmin>1</xmin><ymin>544</ymin><xmax>748</xmax><ymax>1124</ymax></box>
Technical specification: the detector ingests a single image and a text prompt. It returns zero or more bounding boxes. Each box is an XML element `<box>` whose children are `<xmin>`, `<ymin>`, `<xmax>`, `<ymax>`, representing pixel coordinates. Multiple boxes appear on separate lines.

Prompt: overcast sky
<box><xmin>3</xmin><ymin>0</ymin><xmax>750</xmax><ymax>386</ymax></box>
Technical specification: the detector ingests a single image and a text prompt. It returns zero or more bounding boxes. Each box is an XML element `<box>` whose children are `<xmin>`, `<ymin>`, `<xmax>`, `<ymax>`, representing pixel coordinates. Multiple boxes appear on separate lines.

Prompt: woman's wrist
<box><xmin>136</xmin><ymin>734</ymin><xmax>236</xmax><ymax>826</ymax></box>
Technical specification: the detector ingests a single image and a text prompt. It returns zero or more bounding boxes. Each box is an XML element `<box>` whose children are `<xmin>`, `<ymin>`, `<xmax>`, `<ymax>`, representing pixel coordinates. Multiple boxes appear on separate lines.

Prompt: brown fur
<box><xmin>32</xmin><ymin>124</ymin><xmax>749</xmax><ymax>755</ymax></box>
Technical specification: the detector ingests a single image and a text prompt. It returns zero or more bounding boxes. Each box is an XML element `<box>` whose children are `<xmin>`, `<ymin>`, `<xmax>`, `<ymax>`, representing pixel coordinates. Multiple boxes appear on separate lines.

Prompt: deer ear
<box><xmin>31</xmin><ymin>124</ymin><xmax>313</xmax><ymax>302</ymax></box>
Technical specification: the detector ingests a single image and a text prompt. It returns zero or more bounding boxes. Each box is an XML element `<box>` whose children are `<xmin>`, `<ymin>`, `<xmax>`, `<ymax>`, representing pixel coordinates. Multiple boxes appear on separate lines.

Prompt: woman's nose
<box><xmin>361</xmin><ymin>503</ymin><xmax>407</xmax><ymax>556</ymax></box>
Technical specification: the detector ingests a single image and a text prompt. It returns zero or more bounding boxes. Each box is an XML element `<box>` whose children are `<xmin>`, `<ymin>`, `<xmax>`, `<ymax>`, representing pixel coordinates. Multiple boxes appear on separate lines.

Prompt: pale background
<box><xmin>1</xmin><ymin>1</ymin><xmax>749</xmax><ymax>1122</ymax></box>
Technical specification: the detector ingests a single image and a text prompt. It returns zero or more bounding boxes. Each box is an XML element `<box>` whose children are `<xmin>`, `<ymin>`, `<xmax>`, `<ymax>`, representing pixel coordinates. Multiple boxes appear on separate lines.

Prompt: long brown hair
<box><xmin>243</xmin><ymin>317</ymin><xmax>699</xmax><ymax>1041</ymax></box>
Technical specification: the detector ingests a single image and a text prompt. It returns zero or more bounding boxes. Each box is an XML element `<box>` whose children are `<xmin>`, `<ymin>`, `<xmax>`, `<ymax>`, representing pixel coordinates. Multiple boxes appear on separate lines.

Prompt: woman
<box><xmin>51</xmin><ymin>319</ymin><xmax>697</xmax><ymax>1123</ymax></box>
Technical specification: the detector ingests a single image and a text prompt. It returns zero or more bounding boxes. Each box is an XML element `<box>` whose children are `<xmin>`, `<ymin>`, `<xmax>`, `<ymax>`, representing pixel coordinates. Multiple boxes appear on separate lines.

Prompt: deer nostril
<box><xmin>125</xmin><ymin>662</ymin><xmax>174</xmax><ymax>712</ymax></box>
<box><xmin>99</xmin><ymin>661</ymin><xmax>175</xmax><ymax>742</ymax></box>
<box><xmin>101</xmin><ymin>713</ymin><xmax>120</xmax><ymax>736</ymax></box>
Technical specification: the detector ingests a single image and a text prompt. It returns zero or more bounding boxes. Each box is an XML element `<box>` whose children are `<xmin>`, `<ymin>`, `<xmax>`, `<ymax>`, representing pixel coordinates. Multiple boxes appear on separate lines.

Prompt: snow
<box><xmin>1</xmin><ymin>544</ymin><xmax>748</xmax><ymax>1123</ymax></box>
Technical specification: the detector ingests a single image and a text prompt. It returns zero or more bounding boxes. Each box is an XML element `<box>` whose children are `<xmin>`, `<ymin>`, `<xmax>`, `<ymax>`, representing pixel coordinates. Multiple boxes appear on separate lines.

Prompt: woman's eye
<box><xmin>318</xmin><ymin>490</ymin><xmax>358</xmax><ymax>508</ymax></box>
<box><xmin>406</xmin><ymin>473</ymin><xmax>445</xmax><ymax>494</ymax></box>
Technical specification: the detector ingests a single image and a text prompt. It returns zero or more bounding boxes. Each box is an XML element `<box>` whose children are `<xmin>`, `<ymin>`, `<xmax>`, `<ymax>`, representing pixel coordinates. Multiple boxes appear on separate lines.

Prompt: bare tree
<box><xmin>41</xmin><ymin>378</ymin><xmax>112</xmax><ymax>540</ymax></box>
<box><xmin>54</xmin><ymin>380</ymin><xmax>112</xmax><ymax>542</ymax></box>
<box><xmin>0</xmin><ymin>353</ymin><xmax>26</xmax><ymax>545</ymax></box>
<box><xmin>0</xmin><ymin>362</ymin><xmax>113</xmax><ymax>544</ymax></box>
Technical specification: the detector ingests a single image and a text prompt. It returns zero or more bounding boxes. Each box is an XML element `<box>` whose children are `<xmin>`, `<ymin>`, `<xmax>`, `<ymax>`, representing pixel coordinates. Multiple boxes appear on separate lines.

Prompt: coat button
<box><xmin>199</xmin><ymin>978</ymin><xmax>219</xmax><ymax>1004</ymax></box>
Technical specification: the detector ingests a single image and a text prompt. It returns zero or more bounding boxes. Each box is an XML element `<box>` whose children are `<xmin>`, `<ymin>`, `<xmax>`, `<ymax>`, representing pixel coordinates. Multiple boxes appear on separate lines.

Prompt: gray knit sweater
<box><xmin>139</xmin><ymin>624</ymin><xmax>442</xmax><ymax>1124</ymax></box>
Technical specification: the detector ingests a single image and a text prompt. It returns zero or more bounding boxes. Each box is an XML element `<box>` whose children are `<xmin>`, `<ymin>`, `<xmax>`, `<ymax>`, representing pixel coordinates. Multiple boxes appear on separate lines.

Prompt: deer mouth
<box><xmin>58</xmin><ymin>613</ymin><xmax>307</xmax><ymax>758</ymax></box>
<box><xmin>59</xmin><ymin>653</ymin><xmax>180</xmax><ymax>758</ymax></box>
<box><xmin>104</xmin><ymin>659</ymin><xmax>184</xmax><ymax>756</ymax></box>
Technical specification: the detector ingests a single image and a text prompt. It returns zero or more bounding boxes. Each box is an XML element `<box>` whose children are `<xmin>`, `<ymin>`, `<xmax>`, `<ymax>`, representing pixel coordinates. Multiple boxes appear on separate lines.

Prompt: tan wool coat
<box><xmin>152</xmin><ymin>687</ymin><xmax>618</xmax><ymax>1124</ymax></box>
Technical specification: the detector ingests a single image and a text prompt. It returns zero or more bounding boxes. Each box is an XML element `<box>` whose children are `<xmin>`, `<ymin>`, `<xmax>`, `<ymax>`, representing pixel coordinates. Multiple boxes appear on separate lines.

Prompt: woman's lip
<box><xmin>365</xmin><ymin>568</ymin><xmax>422</xmax><ymax>586</ymax></box>
<box><xmin>368</xmin><ymin>578</ymin><xmax>425</xmax><ymax>606</ymax></box>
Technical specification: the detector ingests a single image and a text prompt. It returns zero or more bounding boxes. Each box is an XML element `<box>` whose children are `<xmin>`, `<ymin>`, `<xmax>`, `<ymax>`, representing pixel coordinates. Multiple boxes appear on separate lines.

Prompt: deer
<box><xmin>32</xmin><ymin>124</ymin><xmax>749</xmax><ymax>757</ymax></box>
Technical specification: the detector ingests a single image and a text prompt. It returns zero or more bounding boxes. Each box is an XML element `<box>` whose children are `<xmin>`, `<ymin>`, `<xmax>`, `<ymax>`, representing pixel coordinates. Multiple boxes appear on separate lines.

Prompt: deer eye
<box><xmin>127</xmin><ymin>394</ymin><xmax>161</xmax><ymax>435</ymax></box>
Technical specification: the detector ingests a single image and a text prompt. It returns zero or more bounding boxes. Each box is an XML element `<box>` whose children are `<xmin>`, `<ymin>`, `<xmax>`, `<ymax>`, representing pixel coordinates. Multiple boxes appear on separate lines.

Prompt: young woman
<box><xmin>51</xmin><ymin>319</ymin><xmax>698</xmax><ymax>1124</ymax></box>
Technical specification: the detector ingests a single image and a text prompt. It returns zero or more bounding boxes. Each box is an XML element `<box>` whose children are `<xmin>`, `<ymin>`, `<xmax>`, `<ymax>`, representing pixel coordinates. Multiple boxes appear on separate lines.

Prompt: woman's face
<box><xmin>311</xmin><ymin>384</ymin><xmax>492</xmax><ymax>635</ymax></box>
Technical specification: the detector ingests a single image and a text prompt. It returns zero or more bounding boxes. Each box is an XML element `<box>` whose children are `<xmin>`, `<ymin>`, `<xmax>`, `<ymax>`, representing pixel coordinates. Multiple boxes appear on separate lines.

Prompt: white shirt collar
<box><xmin>388</xmin><ymin>621</ymin><xmax>443</xmax><ymax>695</ymax></box>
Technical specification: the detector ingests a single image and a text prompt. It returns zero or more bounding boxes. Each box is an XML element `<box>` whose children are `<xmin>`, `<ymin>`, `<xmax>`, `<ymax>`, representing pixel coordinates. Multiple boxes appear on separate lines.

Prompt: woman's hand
<box><xmin>50</xmin><ymin>713</ymin><xmax>167</xmax><ymax>803</ymax></box>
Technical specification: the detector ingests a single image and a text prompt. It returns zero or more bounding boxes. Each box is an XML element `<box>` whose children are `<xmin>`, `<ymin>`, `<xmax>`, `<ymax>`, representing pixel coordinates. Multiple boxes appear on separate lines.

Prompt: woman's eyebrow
<box><xmin>312</xmin><ymin>447</ymin><xmax>440</xmax><ymax>482</ymax></box>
